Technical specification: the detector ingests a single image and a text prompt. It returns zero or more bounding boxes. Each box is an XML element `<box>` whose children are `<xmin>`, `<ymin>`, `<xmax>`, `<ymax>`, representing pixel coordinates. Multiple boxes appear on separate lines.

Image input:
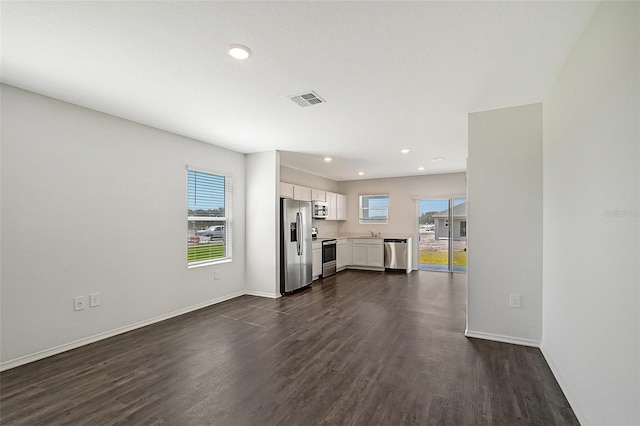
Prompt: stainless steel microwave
<box><xmin>313</xmin><ymin>201</ymin><xmax>328</xmax><ymax>218</ymax></box>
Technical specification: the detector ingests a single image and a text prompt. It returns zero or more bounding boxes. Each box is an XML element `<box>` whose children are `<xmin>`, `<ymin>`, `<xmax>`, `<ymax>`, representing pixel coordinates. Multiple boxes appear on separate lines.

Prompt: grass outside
<box><xmin>188</xmin><ymin>242</ymin><xmax>225</xmax><ymax>263</ymax></box>
<box><xmin>419</xmin><ymin>250</ymin><xmax>467</xmax><ymax>266</ymax></box>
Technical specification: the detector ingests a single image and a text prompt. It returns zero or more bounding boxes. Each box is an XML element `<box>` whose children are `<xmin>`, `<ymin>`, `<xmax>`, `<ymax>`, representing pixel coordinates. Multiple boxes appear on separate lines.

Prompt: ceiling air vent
<box><xmin>289</xmin><ymin>91</ymin><xmax>325</xmax><ymax>107</ymax></box>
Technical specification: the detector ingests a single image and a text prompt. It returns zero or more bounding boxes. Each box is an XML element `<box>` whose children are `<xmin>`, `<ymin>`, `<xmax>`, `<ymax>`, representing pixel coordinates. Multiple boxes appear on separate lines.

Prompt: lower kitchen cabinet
<box><xmin>312</xmin><ymin>241</ymin><xmax>322</xmax><ymax>279</ymax></box>
<box><xmin>351</xmin><ymin>238</ymin><xmax>384</xmax><ymax>268</ymax></box>
<box><xmin>313</xmin><ymin>237</ymin><xmax>388</xmax><ymax>279</ymax></box>
<box><xmin>336</xmin><ymin>238</ymin><xmax>351</xmax><ymax>271</ymax></box>
<box><xmin>367</xmin><ymin>245</ymin><xmax>384</xmax><ymax>267</ymax></box>
<box><xmin>352</xmin><ymin>244</ymin><xmax>367</xmax><ymax>266</ymax></box>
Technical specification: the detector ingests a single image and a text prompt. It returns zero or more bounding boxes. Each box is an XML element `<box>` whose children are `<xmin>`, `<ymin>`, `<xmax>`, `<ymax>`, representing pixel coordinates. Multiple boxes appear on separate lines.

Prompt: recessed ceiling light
<box><xmin>430</xmin><ymin>157</ymin><xmax>444</xmax><ymax>163</ymax></box>
<box><xmin>357</xmin><ymin>171</ymin><xmax>365</xmax><ymax>176</ymax></box>
<box><xmin>227</xmin><ymin>44</ymin><xmax>252</xmax><ymax>60</ymax></box>
<box><xmin>324</xmin><ymin>156</ymin><xmax>332</xmax><ymax>162</ymax></box>
<box><xmin>418</xmin><ymin>167</ymin><xmax>425</xmax><ymax>171</ymax></box>
<box><xmin>401</xmin><ymin>149</ymin><xmax>410</xmax><ymax>154</ymax></box>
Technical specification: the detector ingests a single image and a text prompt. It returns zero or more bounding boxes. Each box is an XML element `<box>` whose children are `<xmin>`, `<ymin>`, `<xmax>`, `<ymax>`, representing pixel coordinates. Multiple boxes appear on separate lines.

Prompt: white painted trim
<box><xmin>346</xmin><ymin>266</ymin><xmax>385</xmax><ymax>272</ymax></box>
<box><xmin>244</xmin><ymin>290</ymin><xmax>279</xmax><ymax>299</ymax></box>
<box><xmin>464</xmin><ymin>329</ymin><xmax>541</xmax><ymax>347</ymax></box>
<box><xmin>187</xmin><ymin>258</ymin><xmax>232</xmax><ymax>269</ymax></box>
<box><xmin>0</xmin><ymin>291</ymin><xmax>245</xmax><ymax>372</ymax></box>
<box><xmin>540</xmin><ymin>345</ymin><xmax>588</xmax><ymax>426</ymax></box>
<box><xmin>412</xmin><ymin>193</ymin><xmax>467</xmax><ymax>201</ymax></box>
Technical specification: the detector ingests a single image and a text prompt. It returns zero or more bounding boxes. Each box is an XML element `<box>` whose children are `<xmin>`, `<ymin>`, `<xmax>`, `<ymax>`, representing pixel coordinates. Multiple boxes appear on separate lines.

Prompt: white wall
<box><xmin>542</xmin><ymin>2</ymin><xmax>639</xmax><ymax>425</ymax></box>
<box><xmin>0</xmin><ymin>84</ymin><xmax>247</xmax><ymax>368</ymax></box>
<box><xmin>246</xmin><ymin>151</ymin><xmax>280</xmax><ymax>298</ymax></box>
<box><xmin>337</xmin><ymin>173</ymin><xmax>466</xmax><ymax>268</ymax></box>
<box><xmin>466</xmin><ymin>103</ymin><xmax>543</xmax><ymax>346</ymax></box>
<box><xmin>280</xmin><ymin>165</ymin><xmax>339</xmax><ymax>193</ymax></box>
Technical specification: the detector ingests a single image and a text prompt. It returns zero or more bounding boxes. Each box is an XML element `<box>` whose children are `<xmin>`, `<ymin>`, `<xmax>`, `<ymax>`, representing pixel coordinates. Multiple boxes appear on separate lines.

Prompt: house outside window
<box><xmin>187</xmin><ymin>169</ymin><xmax>232</xmax><ymax>266</ymax></box>
<box><xmin>433</xmin><ymin>201</ymin><xmax>467</xmax><ymax>240</ymax></box>
<box><xmin>359</xmin><ymin>194</ymin><xmax>388</xmax><ymax>224</ymax></box>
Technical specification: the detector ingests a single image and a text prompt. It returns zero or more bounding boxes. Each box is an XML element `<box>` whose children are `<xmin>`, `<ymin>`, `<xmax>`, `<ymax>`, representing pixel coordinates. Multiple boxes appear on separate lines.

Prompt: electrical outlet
<box><xmin>74</xmin><ymin>296</ymin><xmax>87</xmax><ymax>311</ymax></box>
<box><xmin>214</xmin><ymin>270</ymin><xmax>220</xmax><ymax>280</ymax></box>
<box><xmin>510</xmin><ymin>294</ymin><xmax>521</xmax><ymax>308</ymax></box>
<box><xmin>90</xmin><ymin>293</ymin><xmax>101</xmax><ymax>307</ymax></box>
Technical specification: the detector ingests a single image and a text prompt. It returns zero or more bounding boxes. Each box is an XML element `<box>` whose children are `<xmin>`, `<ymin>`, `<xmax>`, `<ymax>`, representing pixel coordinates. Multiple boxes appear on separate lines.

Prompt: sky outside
<box><xmin>419</xmin><ymin>198</ymin><xmax>466</xmax><ymax>215</ymax></box>
<box><xmin>188</xmin><ymin>171</ymin><xmax>225</xmax><ymax>211</ymax></box>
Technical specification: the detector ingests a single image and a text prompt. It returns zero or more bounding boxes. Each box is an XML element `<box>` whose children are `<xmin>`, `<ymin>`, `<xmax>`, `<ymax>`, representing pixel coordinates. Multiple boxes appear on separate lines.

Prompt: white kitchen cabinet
<box><xmin>350</xmin><ymin>238</ymin><xmax>384</xmax><ymax>268</ymax></box>
<box><xmin>312</xmin><ymin>241</ymin><xmax>322</xmax><ymax>279</ymax></box>
<box><xmin>280</xmin><ymin>182</ymin><xmax>294</xmax><ymax>199</ymax></box>
<box><xmin>337</xmin><ymin>238</ymin><xmax>351</xmax><ymax>271</ymax></box>
<box><xmin>282</xmin><ymin>183</ymin><xmax>343</xmax><ymax>218</ymax></box>
<box><xmin>325</xmin><ymin>192</ymin><xmax>346</xmax><ymax>221</ymax></box>
<box><xmin>293</xmin><ymin>185</ymin><xmax>312</xmax><ymax>201</ymax></box>
<box><xmin>336</xmin><ymin>193</ymin><xmax>347</xmax><ymax>220</ymax></box>
<box><xmin>325</xmin><ymin>192</ymin><xmax>337</xmax><ymax>220</ymax></box>
<box><xmin>312</xmin><ymin>189</ymin><xmax>326</xmax><ymax>202</ymax></box>
<box><xmin>367</xmin><ymin>244</ymin><xmax>384</xmax><ymax>267</ymax></box>
<box><xmin>352</xmin><ymin>244</ymin><xmax>368</xmax><ymax>266</ymax></box>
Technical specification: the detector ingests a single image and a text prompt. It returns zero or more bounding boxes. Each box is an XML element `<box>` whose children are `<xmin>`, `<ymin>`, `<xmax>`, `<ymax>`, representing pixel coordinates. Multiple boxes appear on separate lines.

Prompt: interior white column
<box><xmin>466</xmin><ymin>103</ymin><xmax>543</xmax><ymax>346</ymax></box>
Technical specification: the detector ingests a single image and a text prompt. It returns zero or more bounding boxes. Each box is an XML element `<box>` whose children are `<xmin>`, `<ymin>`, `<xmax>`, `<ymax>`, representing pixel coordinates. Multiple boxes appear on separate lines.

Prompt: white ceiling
<box><xmin>1</xmin><ymin>1</ymin><xmax>598</xmax><ymax>181</ymax></box>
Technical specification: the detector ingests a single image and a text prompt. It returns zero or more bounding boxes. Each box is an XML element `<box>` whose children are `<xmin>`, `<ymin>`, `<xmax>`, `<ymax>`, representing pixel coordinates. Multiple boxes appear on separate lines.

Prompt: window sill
<box><xmin>188</xmin><ymin>258</ymin><xmax>232</xmax><ymax>269</ymax></box>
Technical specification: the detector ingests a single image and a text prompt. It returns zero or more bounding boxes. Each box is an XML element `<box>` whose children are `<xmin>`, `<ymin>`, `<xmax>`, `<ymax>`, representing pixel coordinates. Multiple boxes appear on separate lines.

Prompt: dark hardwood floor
<box><xmin>0</xmin><ymin>270</ymin><xmax>578</xmax><ymax>425</ymax></box>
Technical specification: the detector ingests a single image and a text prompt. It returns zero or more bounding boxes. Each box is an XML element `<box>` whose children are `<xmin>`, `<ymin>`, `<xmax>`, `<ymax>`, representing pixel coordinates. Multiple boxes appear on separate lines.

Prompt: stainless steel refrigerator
<box><xmin>280</xmin><ymin>198</ymin><xmax>313</xmax><ymax>295</ymax></box>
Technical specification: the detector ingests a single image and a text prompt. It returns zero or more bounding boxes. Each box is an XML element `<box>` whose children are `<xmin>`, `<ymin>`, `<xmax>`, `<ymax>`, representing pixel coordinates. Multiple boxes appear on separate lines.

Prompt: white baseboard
<box><xmin>464</xmin><ymin>329</ymin><xmax>541</xmax><ymax>347</ymax></box>
<box><xmin>347</xmin><ymin>266</ymin><xmax>385</xmax><ymax>272</ymax></box>
<box><xmin>0</xmin><ymin>291</ymin><xmax>246</xmax><ymax>372</ymax></box>
<box><xmin>244</xmin><ymin>290</ymin><xmax>279</xmax><ymax>298</ymax></box>
<box><xmin>540</xmin><ymin>345</ymin><xmax>588</xmax><ymax>426</ymax></box>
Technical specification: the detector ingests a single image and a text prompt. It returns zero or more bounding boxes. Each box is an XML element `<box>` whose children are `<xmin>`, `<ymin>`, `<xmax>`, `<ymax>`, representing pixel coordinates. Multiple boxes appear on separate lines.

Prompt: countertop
<box><xmin>313</xmin><ymin>234</ymin><xmax>413</xmax><ymax>242</ymax></box>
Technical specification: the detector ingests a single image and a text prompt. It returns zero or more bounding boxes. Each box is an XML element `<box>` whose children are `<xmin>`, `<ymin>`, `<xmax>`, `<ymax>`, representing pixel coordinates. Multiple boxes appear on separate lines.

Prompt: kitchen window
<box><xmin>359</xmin><ymin>194</ymin><xmax>388</xmax><ymax>224</ymax></box>
<box><xmin>187</xmin><ymin>169</ymin><xmax>232</xmax><ymax>266</ymax></box>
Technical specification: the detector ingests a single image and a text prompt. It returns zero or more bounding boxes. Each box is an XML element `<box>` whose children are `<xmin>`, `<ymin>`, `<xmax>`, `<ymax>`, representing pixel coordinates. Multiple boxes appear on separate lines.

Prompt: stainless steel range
<box><xmin>321</xmin><ymin>239</ymin><xmax>337</xmax><ymax>278</ymax></box>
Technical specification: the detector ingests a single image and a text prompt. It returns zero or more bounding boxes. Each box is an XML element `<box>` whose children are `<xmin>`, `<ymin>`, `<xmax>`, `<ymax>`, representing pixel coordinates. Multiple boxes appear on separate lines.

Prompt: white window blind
<box><xmin>359</xmin><ymin>194</ymin><xmax>389</xmax><ymax>224</ymax></box>
<box><xmin>187</xmin><ymin>169</ymin><xmax>232</xmax><ymax>266</ymax></box>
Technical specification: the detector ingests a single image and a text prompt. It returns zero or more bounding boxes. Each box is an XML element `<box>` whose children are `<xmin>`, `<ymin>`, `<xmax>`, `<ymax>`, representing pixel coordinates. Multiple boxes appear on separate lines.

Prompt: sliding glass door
<box><xmin>418</xmin><ymin>197</ymin><xmax>467</xmax><ymax>273</ymax></box>
<box><xmin>451</xmin><ymin>197</ymin><xmax>467</xmax><ymax>272</ymax></box>
<box><xmin>418</xmin><ymin>199</ymin><xmax>450</xmax><ymax>271</ymax></box>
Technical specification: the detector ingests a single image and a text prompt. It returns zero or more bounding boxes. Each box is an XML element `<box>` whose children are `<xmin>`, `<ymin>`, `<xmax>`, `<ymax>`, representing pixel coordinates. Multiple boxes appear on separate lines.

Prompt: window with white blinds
<box><xmin>359</xmin><ymin>194</ymin><xmax>389</xmax><ymax>224</ymax></box>
<box><xmin>187</xmin><ymin>169</ymin><xmax>232</xmax><ymax>266</ymax></box>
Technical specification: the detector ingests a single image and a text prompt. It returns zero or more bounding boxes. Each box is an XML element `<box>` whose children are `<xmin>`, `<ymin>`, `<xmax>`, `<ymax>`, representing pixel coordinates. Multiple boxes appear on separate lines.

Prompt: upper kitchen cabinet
<box><xmin>293</xmin><ymin>185</ymin><xmax>312</xmax><ymax>201</ymax></box>
<box><xmin>311</xmin><ymin>189</ymin><xmax>326</xmax><ymax>202</ymax></box>
<box><xmin>281</xmin><ymin>182</ymin><xmax>345</xmax><ymax>218</ymax></box>
<box><xmin>280</xmin><ymin>182</ymin><xmax>312</xmax><ymax>201</ymax></box>
<box><xmin>280</xmin><ymin>182</ymin><xmax>294</xmax><ymax>199</ymax></box>
<box><xmin>336</xmin><ymin>193</ymin><xmax>346</xmax><ymax>220</ymax></box>
<box><xmin>325</xmin><ymin>192</ymin><xmax>347</xmax><ymax>221</ymax></box>
<box><xmin>326</xmin><ymin>192</ymin><xmax>337</xmax><ymax>220</ymax></box>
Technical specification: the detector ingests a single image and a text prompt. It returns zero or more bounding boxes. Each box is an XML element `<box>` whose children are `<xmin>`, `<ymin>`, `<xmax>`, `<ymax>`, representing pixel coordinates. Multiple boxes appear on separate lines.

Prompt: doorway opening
<box><xmin>418</xmin><ymin>198</ymin><xmax>467</xmax><ymax>272</ymax></box>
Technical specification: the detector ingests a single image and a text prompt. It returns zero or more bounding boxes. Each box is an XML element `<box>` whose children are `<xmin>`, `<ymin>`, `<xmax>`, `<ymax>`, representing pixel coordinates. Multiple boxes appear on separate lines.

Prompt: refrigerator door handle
<box><xmin>296</xmin><ymin>212</ymin><xmax>302</xmax><ymax>255</ymax></box>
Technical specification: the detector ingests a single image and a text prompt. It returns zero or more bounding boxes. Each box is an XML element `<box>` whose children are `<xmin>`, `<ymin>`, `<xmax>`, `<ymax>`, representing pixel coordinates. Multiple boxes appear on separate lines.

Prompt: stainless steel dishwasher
<box><xmin>384</xmin><ymin>238</ymin><xmax>408</xmax><ymax>270</ymax></box>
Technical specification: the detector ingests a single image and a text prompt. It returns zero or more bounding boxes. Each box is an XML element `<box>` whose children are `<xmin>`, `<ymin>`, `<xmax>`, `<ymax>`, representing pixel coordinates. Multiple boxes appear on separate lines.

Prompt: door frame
<box><xmin>415</xmin><ymin>194</ymin><xmax>467</xmax><ymax>273</ymax></box>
